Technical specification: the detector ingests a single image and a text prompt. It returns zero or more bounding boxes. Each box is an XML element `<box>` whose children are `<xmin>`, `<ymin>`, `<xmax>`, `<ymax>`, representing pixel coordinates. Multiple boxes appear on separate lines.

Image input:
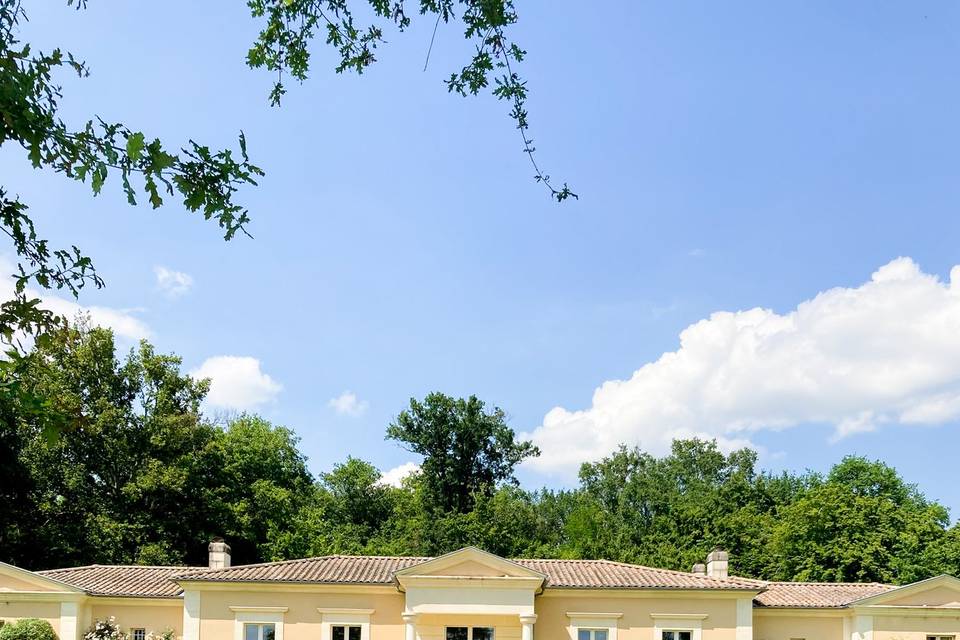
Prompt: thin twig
<box><xmin>493</xmin><ymin>28</ymin><xmax>571</xmax><ymax>200</ymax></box>
<box><xmin>423</xmin><ymin>12</ymin><xmax>442</xmax><ymax>72</ymax></box>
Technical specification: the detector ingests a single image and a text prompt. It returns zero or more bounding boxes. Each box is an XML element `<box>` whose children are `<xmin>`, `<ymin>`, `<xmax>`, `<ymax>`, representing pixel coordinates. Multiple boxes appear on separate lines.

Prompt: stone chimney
<box><xmin>706</xmin><ymin>548</ymin><xmax>728</xmax><ymax>579</ymax></box>
<box><xmin>691</xmin><ymin>563</ymin><xmax>706</xmax><ymax>576</ymax></box>
<box><xmin>208</xmin><ymin>537</ymin><xmax>231</xmax><ymax>569</ymax></box>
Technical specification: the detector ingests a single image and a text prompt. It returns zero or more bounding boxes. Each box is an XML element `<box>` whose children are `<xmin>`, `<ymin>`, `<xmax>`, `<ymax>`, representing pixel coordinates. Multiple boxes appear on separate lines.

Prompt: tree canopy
<box><xmin>387</xmin><ymin>392</ymin><xmax>539</xmax><ymax>514</ymax></box>
<box><xmin>0</xmin><ymin>321</ymin><xmax>314</xmax><ymax>567</ymax></box>
<box><xmin>4</xmin><ymin>322</ymin><xmax>960</xmax><ymax>583</ymax></box>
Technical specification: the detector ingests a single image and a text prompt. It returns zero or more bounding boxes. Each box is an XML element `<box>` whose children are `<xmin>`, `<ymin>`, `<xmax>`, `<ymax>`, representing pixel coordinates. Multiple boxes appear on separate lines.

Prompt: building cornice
<box><xmin>851</xmin><ymin>605</ymin><xmax>960</xmax><ymax>618</ymax></box>
<box><xmin>87</xmin><ymin>596</ymin><xmax>182</xmax><ymax>606</ymax></box>
<box><xmin>752</xmin><ymin>608</ymin><xmax>850</xmax><ymax>618</ymax></box>
<box><xmin>0</xmin><ymin>591</ymin><xmax>87</xmax><ymax>603</ymax></box>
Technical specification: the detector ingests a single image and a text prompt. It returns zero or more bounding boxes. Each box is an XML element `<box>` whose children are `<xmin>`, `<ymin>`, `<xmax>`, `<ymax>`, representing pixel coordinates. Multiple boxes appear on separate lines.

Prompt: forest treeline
<box><xmin>3</xmin><ymin>322</ymin><xmax>960</xmax><ymax>585</ymax></box>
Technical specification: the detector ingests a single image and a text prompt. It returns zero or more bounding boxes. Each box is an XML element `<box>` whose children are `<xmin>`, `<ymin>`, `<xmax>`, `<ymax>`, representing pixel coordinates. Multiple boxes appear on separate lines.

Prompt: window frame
<box><xmin>243</xmin><ymin>622</ymin><xmax>276</xmax><ymax>640</ymax></box>
<box><xmin>444</xmin><ymin>628</ymin><xmax>496</xmax><ymax>640</ymax></box>
<box><xmin>650</xmin><ymin>613</ymin><xmax>706</xmax><ymax>640</ymax></box>
<box><xmin>130</xmin><ymin>629</ymin><xmax>146</xmax><ymax>640</ymax></box>
<box><xmin>229</xmin><ymin>606</ymin><xmax>287</xmax><ymax>640</ymax></box>
<box><xmin>317</xmin><ymin>608</ymin><xmax>373</xmax><ymax>640</ymax></box>
<box><xmin>578</xmin><ymin>630</ymin><xmax>610</xmax><ymax>640</ymax></box>
<box><xmin>331</xmin><ymin>626</ymin><xmax>362</xmax><ymax>640</ymax></box>
<box><xmin>566</xmin><ymin>612</ymin><xmax>622</xmax><ymax>640</ymax></box>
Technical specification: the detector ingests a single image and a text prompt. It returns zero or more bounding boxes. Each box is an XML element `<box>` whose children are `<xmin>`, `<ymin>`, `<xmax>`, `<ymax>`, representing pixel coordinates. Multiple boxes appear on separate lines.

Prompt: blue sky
<box><xmin>5</xmin><ymin>2</ymin><xmax>960</xmax><ymax>514</ymax></box>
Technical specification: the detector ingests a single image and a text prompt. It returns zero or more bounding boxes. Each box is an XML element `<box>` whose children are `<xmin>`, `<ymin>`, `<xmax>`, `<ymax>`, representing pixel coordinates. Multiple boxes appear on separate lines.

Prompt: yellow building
<box><xmin>2</xmin><ymin>543</ymin><xmax>960</xmax><ymax>640</ymax></box>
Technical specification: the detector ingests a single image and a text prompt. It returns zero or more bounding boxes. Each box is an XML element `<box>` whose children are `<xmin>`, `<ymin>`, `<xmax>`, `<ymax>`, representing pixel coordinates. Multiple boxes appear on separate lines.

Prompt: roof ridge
<box><xmin>765</xmin><ymin>580</ymin><xmax>895</xmax><ymax>586</ymax></box>
<box><xmin>513</xmin><ymin>557</ymin><xmax>619</xmax><ymax>562</ymax></box>
<box><xmin>178</xmin><ymin>556</ymin><xmax>329</xmax><ymax>574</ymax></box>
<box><xmin>516</xmin><ymin>558</ymin><xmax>762</xmax><ymax>587</ymax></box>
<box><xmin>41</xmin><ymin>564</ymin><xmax>206</xmax><ymax>572</ymax></box>
<box><xmin>178</xmin><ymin>555</ymin><xmax>432</xmax><ymax>576</ymax></box>
<box><xmin>324</xmin><ymin>555</ymin><xmax>432</xmax><ymax>561</ymax></box>
<box><xmin>37</xmin><ymin>565</ymin><xmax>98</xmax><ymax>573</ymax></box>
<box><xmin>595</xmin><ymin>558</ymin><xmax>762</xmax><ymax>583</ymax></box>
<box><xmin>514</xmin><ymin>557</ymin><xmax>692</xmax><ymax>571</ymax></box>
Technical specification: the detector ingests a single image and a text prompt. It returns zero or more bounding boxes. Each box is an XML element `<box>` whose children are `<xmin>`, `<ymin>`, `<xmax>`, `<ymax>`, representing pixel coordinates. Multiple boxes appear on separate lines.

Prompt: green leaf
<box><xmin>126</xmin><ymin>131</ymin><xmax>146</xmax><ymax>162</ymax></box>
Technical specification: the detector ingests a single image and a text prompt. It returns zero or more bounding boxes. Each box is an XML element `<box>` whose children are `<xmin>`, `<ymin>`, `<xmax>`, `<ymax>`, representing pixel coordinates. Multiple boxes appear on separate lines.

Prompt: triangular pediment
<box><xmin>0</xmin><ymin>561</ymin><xmax>84</xmax><ymax>593</ymax></box>
<box><xmin>855</xmin><ymin>575</ymin><xmax>960</xmax><ymax>608</ymax></box>
<box><xmin>395</xmin><ymin>547</ymin><xmax>545</xmax><ymax>580</ymax></box>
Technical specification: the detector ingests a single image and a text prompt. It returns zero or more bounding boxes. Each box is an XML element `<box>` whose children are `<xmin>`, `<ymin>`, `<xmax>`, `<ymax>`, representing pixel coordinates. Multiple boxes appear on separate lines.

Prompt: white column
<box><xmin>402</xmin><ymin>613</ymin><xmax>417</xmax><ymax>640</ymax></box>
<box><xmin>852</xmin><ymin>615</ymin><xmax>873</xmax><ymax>640</ymax></box>
<box><xmin>735</xmin><ymin>598</ymin><xmax>752</xmax><ymax>640</ymax></box>
<box><xmin>183</xmin><ymin>590</ymin><xmax>201</xmax><ymax>640</ymax></box>
<box><xmin>520</xmin><ymin>614</ymin><xmax>537</xmax><ymax>640</ymax></box>
<box><xmin>59</xmin><ymin>601</ymin><xmax>79</xmax><ymax>640</ymax></box>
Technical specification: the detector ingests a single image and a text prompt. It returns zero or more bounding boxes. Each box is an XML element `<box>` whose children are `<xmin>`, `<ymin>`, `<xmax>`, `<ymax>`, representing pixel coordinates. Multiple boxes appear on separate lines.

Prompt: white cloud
<box><xmin>378</xmin><ymin>462</ymin><xmax>421</xmax><ymax>488</ymax></box>
<box><xmin>154</xmin><ymin>266</ymin><xmax>193</xmax><ymax>298</ymax></box>
<box><xmin>524</xmin><ymin>257</ymin><xmax>960</xmax><ymax>476</ymax></box>
<box><xmin>328</xmin><ymin>390</ymin><xmax>369</xmax><ymax>417</ymax></box>
<box><xmin>191</xmin><ymin>356</ymin><xmax>282</xmax><ymax>410</ymax></box>
<box><xmin>0</xmin><ymin>256</ymin><xmax>151</xmax><ymax>341</ymax></box>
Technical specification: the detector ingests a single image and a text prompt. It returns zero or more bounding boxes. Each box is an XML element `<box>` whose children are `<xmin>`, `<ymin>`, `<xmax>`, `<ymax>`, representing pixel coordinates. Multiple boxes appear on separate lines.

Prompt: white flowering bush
<box><xmin>147</xmin><ymin>630</ymin><xmax>175</xmax><ymax>640</ymax></box>
<box><xmin>83</xmin><ymin>619</ymin><xmax>126</xmax><ymax>640</ymax></box>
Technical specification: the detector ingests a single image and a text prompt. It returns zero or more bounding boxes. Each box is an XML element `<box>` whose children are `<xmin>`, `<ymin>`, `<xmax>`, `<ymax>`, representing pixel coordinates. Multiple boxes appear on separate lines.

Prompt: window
<box><xmin>662</xmin><ymin>631</ymin><xmax>691</xmax><ymax>640</ymax></box>
<box><xmin>928</xmin><ymin>636</ymin><xmax>955</xmax><ymax>640</ymax></box>
<box><xmin>131</xmin><ymin>630</ymin><xmax>146</xmax><ymax>640</ymax></box>
<box><xmin>332</xmin><ymin>627</ymin><xmax>360</xmax><ymax>640</ymax></box>
<box><xmin>446</xmin><ymin>628</ymin><xmax>494</xmax><ymax>640</ymax></box>
<box><xmin>578</xmin><ymin>631</ymin><xmax>608</xmax><ymax>640</ymax></box>
<box><xmin>317</xmin><ymin>609</ymin><xmax>371</xmax><ymax>640</ymax></box>
<box><xmin>244</xmin><ymin>623</ymin><xmax>276</xmax><ymax>640</ymax></box>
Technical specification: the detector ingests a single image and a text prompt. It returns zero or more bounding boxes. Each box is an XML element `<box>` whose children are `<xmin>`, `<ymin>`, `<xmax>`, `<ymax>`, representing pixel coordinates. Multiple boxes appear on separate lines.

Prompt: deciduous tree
<box><xmin>387</xmin><ymin>392</ymin><xmax>539</xmax><ymax>514</ymax></box>
<box><xmin>769</xmin><ymin>457</ymin><xmax>949</xmax><ymax>583</ymax></box>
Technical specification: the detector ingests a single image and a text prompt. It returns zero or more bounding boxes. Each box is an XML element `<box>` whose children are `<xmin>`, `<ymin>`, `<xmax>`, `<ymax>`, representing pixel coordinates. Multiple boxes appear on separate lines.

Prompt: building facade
<box><xmin>2</xmin><ymin>544</ymin><xmax>960</xmax><ymax>640</ymax></box>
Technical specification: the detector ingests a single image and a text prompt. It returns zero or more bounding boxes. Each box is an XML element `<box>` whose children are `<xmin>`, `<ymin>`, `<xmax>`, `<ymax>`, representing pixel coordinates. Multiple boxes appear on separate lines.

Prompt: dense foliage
<box><xmin>4</xmin><ymin>322</ymin><xmax>960</xmax><ymax>584</ymax></box>
<box><xmin>0</xmin><ymin>322</ymin><xmax>314</xmax><ymax>568</ymax></box>
<box><xmin>387</xmin><ymin>393</ymin><xmax>539</xmax><ymax>514</ymax></box>
<box><xmin>0</xmin><ymin>619</ymin><xmax>58</xmax><ymax>640</ymax></box>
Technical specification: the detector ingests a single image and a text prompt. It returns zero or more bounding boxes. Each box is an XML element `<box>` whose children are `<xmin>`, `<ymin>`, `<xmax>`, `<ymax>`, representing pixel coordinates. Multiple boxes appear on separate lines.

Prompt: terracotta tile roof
<box><xmin>175</xmin><ymin>556</ymin><xmax>763</xmax><ymax>590</ymax></box>
<box><xmin>34</xmin><ymin>557</ymin><xmax>894</xmax><ymax>606</ymax></box>
<box><xmin>753</xmin><ymin>581</ymin><xmax>895</xmax><ymax>608</ymax></box>
<box><xmin>38</xmin><ymin>565</ymin><xmax>207</xmax><ymax>598</ymax></box>
<box><xmin>516</xmin><ymin>559</ymin><xmax>763</xmax><ymax>590</ymax></box>
<box><xmin>37</xmin><ymin>556</ymin><xmax>908</xmax><ymax>608</ymax></box>
<box><xmin>176</xmin><ymin>556</ymin><xmax>428</xmax><ymax>585</ymax></box>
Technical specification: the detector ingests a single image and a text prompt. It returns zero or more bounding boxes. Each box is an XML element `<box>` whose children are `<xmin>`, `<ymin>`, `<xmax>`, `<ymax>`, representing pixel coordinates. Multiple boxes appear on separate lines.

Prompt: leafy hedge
<box><xmin>0</xmin><ymin>619</ymin><xmax>58</xmax><ymax>640</ymax></box>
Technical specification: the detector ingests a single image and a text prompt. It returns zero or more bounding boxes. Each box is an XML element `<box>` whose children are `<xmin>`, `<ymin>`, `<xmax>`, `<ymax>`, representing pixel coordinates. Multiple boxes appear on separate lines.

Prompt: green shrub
<box><xmin>0</xmin><ymin>619</ymin><xmax>58</xmax><ymax>640</ymax></box>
